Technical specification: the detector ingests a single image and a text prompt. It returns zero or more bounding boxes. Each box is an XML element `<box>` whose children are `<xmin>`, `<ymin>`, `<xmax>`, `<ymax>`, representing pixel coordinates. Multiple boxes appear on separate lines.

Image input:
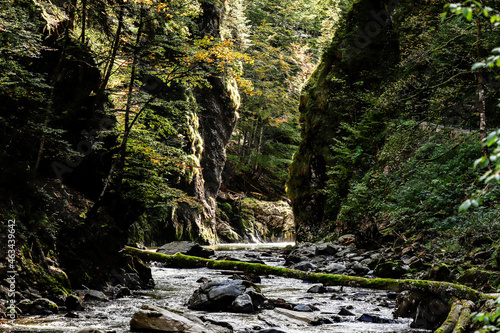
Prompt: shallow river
<box><xmin>0</xmin><ymin>244</ymin><xmax>431</xmax><ymax>333</ymax></box>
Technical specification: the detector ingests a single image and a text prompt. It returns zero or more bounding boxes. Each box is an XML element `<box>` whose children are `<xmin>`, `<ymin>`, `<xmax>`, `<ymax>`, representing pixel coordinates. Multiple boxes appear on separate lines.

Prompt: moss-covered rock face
<box><xmin>188</xmin><ymin>3</ymin><xmax>240</xmax><ymax>245</ymax></box>
<box><xmin>458</xmin><ymin>268</ymin><xmax>500</xmax><ymax>292</ymax></box>
<box><xmin>216</xmin><ymin>195</ymin><xmax>294</xmax><ymax>243</ymax></box>
<box><xmin>288</xmin><ymin>0</ymin><xmax>400</xmax><ymax>241</ymax></box>
<box><xmin>288</xmin><ymin>0</ymin><xmax>500</xmax><ymax>242</ymax></box>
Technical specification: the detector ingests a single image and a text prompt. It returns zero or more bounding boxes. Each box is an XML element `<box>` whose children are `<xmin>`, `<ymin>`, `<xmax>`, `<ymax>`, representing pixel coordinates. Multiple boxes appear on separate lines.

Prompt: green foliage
<box><xmin>225</xmin><ymin>0</ymin><xmax>333</xmax><ymax>197</ymax></box>
<box><xmin>331</xmin><ymin>120</ymin><xmax>487</xmax><ymax>233</ymax></box>
<box><xmin>472</xmin><ymin>297</ymin><xmax>500</xmax><ymax>332</ymax></box>
<box><xmin>460</xmin><ymin>129</ymin><xmax>500</xmax><ymax>213</ymax></box>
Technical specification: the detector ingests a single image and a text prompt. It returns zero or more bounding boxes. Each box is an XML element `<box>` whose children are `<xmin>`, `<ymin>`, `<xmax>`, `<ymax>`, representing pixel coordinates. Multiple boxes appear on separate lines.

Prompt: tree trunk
<box><xmin>99</xmin><ymin>2</ymin><xmax>123</xmax><ymax>96</ymax></box>
<box><xmin>81</xmin><ymin>0</ymin><xmax>87</xmax><ymax>45</ymax></box>
<box><xmin>115</xmin><ymin>7</ymin><xmax>144</xmax><ymax>196</ymax></box>
<box><xmin>123</xmin><ymin>246</ymin><xmax>487</xmax><ymax>302</ymax></box>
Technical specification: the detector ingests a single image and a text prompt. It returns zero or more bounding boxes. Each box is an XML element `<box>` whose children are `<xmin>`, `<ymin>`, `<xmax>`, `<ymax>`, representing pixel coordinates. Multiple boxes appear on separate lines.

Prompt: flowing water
<box><xmin>0</xmin><ymin>244</ymin><xmax>431</xmax><ymax>333</ymax></box>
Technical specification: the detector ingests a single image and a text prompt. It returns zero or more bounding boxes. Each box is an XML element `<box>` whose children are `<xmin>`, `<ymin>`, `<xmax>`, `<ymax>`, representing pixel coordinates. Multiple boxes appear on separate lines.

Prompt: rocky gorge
<box><xmin>3</xmin><ymin>238</ymin><xmax>497</xmax><ymax>332</ymax></box>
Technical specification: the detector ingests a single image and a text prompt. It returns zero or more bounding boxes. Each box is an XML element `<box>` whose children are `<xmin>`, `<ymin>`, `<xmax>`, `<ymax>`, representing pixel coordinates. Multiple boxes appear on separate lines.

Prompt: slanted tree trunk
<box><xmin>81</xmin><ymin>0</ymin><xmax>87</xmax><ymax>44</ymax></box>
<box><xmin>115</xmin><ymin>7</ymin><xmax>144</xmax><ymax>196</ymax></box>
<box><xmin>99</xmin><ymin>2</ymin><xmax>123</xmax><ymax>96</ymax></box>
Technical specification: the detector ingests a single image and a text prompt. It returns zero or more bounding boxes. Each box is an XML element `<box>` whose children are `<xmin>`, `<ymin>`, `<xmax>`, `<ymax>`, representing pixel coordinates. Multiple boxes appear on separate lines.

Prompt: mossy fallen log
<box><xmin>123</xmin><ymin>246</ymin><xmax>488</xmax><ymax>302</ymax></box>
<box><xmin>434</xmin><ymin>300</ymin><xmax>463</xmax><ymax>333</ymax></box>
<box><xmin>452</xmin><ymin>300</ymin><xmax>473</xmax><ymax>333</ymax></box>
<box><xmin>124</xmin><ymin>246</ymin><xmax>492</xmax><ymax>332</ymax></box>
<box><xmin>434</xmin><ymin>299</ymin><xmax>474</xmax><ymax>333</ymax></box>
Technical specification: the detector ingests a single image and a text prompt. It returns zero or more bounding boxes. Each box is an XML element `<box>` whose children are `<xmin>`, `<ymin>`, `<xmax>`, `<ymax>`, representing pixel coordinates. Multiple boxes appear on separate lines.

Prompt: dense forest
<box><xmin>2</xmin><ymin>0</ymin><xmax>500</xmax><ymax>331</ymax></box>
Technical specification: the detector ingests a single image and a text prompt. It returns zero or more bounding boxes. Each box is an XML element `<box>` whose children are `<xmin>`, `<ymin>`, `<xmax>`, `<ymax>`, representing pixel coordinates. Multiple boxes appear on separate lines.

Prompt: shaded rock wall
<box><xmin>172</xmin><ymin>1</ymin><xmax>241</xmax><ymax>244</ymax></box>
<box><xmin>216</xmin><ymin>195</ymin><xmax>294</xmax><ymax>243</ymax></box>
<box><xmin>287</xmin><ymin>0</ymin><xmax>400</xmax><ymax>241</ymax></box>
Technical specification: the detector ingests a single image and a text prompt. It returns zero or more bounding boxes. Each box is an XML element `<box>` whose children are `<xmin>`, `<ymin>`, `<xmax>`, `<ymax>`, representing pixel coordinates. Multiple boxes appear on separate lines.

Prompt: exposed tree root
<box><xmin>123</xmin><ymin>246</ymin><xmax>488</xmax><ymax>332</ymax></box>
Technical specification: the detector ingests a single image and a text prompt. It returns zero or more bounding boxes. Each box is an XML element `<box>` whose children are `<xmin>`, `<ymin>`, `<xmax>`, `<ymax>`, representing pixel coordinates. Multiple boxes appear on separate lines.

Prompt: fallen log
<box><xmin>435</xmin><ymin>300</ymin><xmax>463</xmax><ymax>333</ymax></box>
<box><xmin>123</xmin><ymin>246</ymin><xmax>491</xmax><ymax>332</ymax></box>
<box><xmin>123</xmin><ymin>246</ymin><xmax>487</xmax><ymax>302</ymax></box>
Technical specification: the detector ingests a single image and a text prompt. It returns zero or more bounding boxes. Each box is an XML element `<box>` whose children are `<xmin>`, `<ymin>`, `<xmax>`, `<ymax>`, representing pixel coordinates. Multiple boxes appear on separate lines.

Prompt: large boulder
<box><xmin>130</xmin><ymin>304</ymin><xmax>209</xmax><ymax>332</ymax></box>
<box><xmin>188</xmin><ymin>279</ymin><xmax>266</xmax><ymax>313</ymax></box>
<box><xmin>157</xmin><ymin>241</ymin><xmax>215</xmax><ymax>259</ymax></box>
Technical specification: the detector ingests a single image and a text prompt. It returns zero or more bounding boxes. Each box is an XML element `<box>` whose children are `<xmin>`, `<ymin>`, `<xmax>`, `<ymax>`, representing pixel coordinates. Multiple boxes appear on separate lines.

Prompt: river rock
<box><xmin>273</xmin><ymin>307</ymin><xmax>320</xmax><ymax>324</ymax></box>
<box><xmin>394</xmin><ymin>290</ymin><xmax>450</xmax><ymax>330</ymax></box>
<box><xmin>373</xmin><ymin>261</ymin><xmax>408</xmax><ymax>278</ymax></box>
<box><xmin>338</xmin><ymin>307</ymin><xmax>355</xmax><ymax>316</ymax></box>
<box><xmin>293</xmin><ymin>304</ymin><xmax>312</xmax><ymax>312</ymax></box>
<box><xmin>231</xmin><ymin>294</ymin><xmax>253</xmax><ymax>313</ymax></box>
<box><xmin>307</xmin><ymin>284</ymin><xmax>327</xmax><ymax>293</ymax></box>
<box><xmin>157</xmin><ymin>241</ymin><xmax>215</xmax><ymax>259</ymax></box>
<box><xmin>83</xmin><ymin>289</ymin><xmax>109</xmax><ymax>302</ymax></box>
<box><xmin>352</xmin><ymin>263</ymin><xmax>370</xmax><ymax>275</ymax></box>
<box><xmin>358</xmin><ymin>313</ymin><xmax>396</xmax><ymax>323</ymax></box>
<box><xmin>18</xmin><ymin>298</ymin><xmax>58</xmax><ymax>315</ymax></box>
<box><xmin>315</xmin><ymin>244</ymin><xmax>337</xmax><ymax>256</ymax></box>
<box><xmin>130</xmin><ymin>304</ymin><xmax>209</xmax><ymax>332</ymax></box>
<box><xmin>188</xmin><ymin>279</ymin><xmax>265</xmax><ymax>312</ymax></box>
<box><xmin>290</xmin><ymin>261</ymin><xmax>317</xmax><ymax>272</ymax></box>
<box><xmin>322</xmin><ymin>263</ymin><xmax>346</xmax><ymax>274</ymax></box>
<box><xmin>65</xmin><ymin>294</ymin><xmax>85</xmax><ymax>311</ymax></box>
<box><xmin>230</xmin><ymin>273</ymin><xmax>261</xmax><ymax>284</ymax></box>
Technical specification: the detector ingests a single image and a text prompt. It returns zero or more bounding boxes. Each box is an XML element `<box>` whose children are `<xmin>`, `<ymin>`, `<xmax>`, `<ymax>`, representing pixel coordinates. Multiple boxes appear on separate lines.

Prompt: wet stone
<box><xmin>293</xmin><ymin>304</ymin><xmax>313</xmax><ymax>312</ymax></box>
<box><xmin>338</xmin><ymin>307</ymin><xmax>356</xmax><ymax>316</ymax></box>
<box><xmin>188</xmin><ymin>279</ymin><xmax>266</xmax><ymax>313</ymax></box>
<box><xmin>307</xmin><ymin>284</ymin><xmax>327</xmax><ymax>294</ymax></box>
<box><xmin>323</xmin><ymin>263</ymin><xmax>346</xmax><ymax>274</ymax></box>
<box><xmin>352</xmin><ymin>263</ymin><xmax>370</xmax><ymax>275</ymax></box>
<box><xmin>291</xmin><ymin>261</ymin><xmax>317</xmax><ymax>272</ymax></box>
<box><xmin>315</xmin><ymin>244</ymin><xmax>338</xmax><ymax>256</ymax></box>
<box><xmin>231</xmin><ymin>294</ymin><xmax>254</xmax><ymax>313</ymax></box>
<box><xmin>358</xmin><ymin>313</ymin><xmax>396</xmax><ymax>323</ymax></box>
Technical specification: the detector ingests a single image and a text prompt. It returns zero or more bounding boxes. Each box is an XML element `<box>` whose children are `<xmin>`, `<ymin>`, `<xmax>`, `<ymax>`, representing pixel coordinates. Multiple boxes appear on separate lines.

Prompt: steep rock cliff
<box><xmin>288</xmin><ymin>0</ymin><xmax>400</xmax><ymax>241</ymax></box>
<box><xmin>288</xmin><ymin>0</ymin><xmax>500</xmax><ymax>242</ymax></box>
<box><xmin>171</xmin><ymin>1</ymin><xmax>241</xmax><ymax>244</ymax></box>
